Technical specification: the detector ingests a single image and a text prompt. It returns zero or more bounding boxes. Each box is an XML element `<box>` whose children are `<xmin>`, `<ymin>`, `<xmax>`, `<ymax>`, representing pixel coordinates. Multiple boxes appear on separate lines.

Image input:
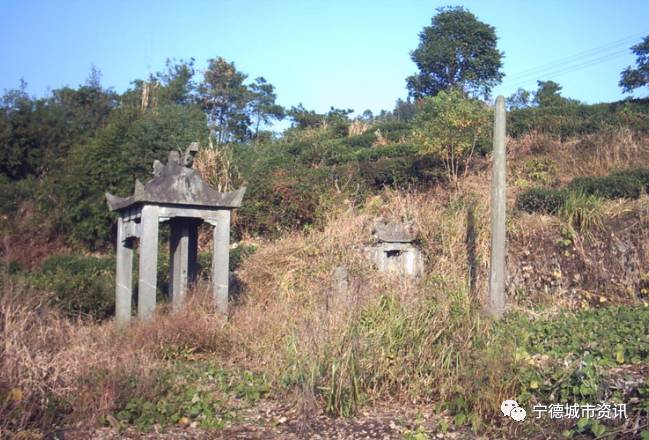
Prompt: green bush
<box><xmin>516</xmin><ymin>187</ymin><xmax>567</xmax><ymax>214</ymax></box>
<box><xmin>612</xmin><ymin>168</ymin><xmax>649</xmax><ymax>193</ymax></box>
<box><xmin>502</xmin><ymin>306</ymin><xmax>649</xmax><ymax>420</ymax></box>
<box><xmin>372</xmin><ymin>121</ymin><xmax>413</xmax><ymax>142</ymax></box>
<box><xmin>0</xmin><ymin>177</ymin><xmax>38</xmax><ymax>216</ymax></box>
<box><xmin>54</xmin><ymin>103</ymin><xmax>208</xmax><ymax>249</ymax></box>
<box><xmin>508</xmin><ymin>99</ymin><xmax>649</xmax><ymax>138</ymax></box>
<box><xmin>341</xmin><ymin>144</ymin><xmax>419</xmax><ymax>162</ymax></box>
<box><xmin>344</xmin><ymin>131</ymin><xmax>376</xmax><ymax>149</ymax></box>
<box><xmin>567</xmin><ymin>174</ymin><xmax>642</xmax><ymax>199</ymax></box>
<box><xmin>515</xmin><ymin>157</ymin><xmax>558</xmax><ymax>187</ymax></box>
<box><xmin>30</xmin><ymin>254</ymin><xmax>115</xmax><ymax>319</ymax></box>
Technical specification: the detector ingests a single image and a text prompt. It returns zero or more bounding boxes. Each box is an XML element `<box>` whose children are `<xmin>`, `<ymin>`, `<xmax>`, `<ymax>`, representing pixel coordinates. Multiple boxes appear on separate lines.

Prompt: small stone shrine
<box><xmin>106</xmin><ymin>143</ymin><xmax>245</xmax><ymax>325</ymax></box>
<box><xmin>365</xmin><ymin>219</ymin><xmax>424</xmax><ymax>277</ymax></box>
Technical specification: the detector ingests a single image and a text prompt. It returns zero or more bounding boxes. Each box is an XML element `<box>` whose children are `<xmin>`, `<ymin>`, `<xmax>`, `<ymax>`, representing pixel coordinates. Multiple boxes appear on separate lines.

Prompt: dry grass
<box><xmin>193</xmin><ymin>146</ymin><xmax>240</xmax><ymax>193</ymax></box>
<box><xmin>0</xmin><ymin>280</ymin><xmax>231</xmax><ymax>433</ymax></box>
<box><xmin>348</xmin><ymin>120</ymin><xmax>370</xmax><ymax>137</ymax></box>
<box><xmin>1</xmin><ymin>282</ymin><xmax>153</xmax><ymax>431</ymax></box>
<box><xmin>558</xmin><ymin>128</ymin><xmax>649</xmax><ymax>178</ymax></box>
<box><xmin>509</xmin><ymin>128</ymin><xmax>649</xmax><ymax>185</ymax></box>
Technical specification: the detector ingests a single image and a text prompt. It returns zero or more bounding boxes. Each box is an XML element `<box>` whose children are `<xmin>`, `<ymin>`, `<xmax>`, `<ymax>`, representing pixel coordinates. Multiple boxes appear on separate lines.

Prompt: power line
<box><xmin>504</xmin><ymin>46</ymin><xmax>631</xmax><ymax>84</ymax></box>
<box><xmin>497</xmin><ymin>30</ymin><xmax>647</xmax><ymax>91</ymax></box>
<box><xmin>503</xmin><ymin>31</ymin><xmax>646</xmax><ymax>82</ymax></box>
<box><xmin>502</xmin><ymin>50</ymin><xmax>630</xmax><ymax>89</ymax></box>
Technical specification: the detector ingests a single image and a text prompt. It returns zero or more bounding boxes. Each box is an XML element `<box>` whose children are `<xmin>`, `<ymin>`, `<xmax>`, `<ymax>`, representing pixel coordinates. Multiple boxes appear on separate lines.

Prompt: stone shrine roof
<box><xmin>372</xmin><ymin>219</ymin><xmax>417</xmax><ymax>243</ymax></box>
<box><xmin>106</xmin><ymin>143</ymin><xmax>245</xmax><ymax>212</ymax></box>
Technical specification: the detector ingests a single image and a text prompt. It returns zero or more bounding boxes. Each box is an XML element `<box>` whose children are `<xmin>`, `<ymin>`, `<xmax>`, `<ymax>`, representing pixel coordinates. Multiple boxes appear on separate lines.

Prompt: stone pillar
<box><xmin>138</xmin><ymin>204</ymin><xmax>159</xmax><ymax>320</ymax></box>
<box><xmin>169</xmin><ymin>220</ymin><xmax>189</xmax><ymax>311</ymax></box>
<box><xmin>210</xmin><ymin>210</ymin><xmax>230</xmax><ymax>315</ymax></box>
<box><xmin>115</xmin><ymin>215</ymin><xmax>133</xmax><ymax>326</ymax></box>
<box><xmin>187</xmin><ymin>222</ymin><xmax>199</xmax><ymax>287</ymax></box>
<box><xmin>488</xmin><ymin>96</ymin><xmax>507</xmax><ymax>318</ymax></box>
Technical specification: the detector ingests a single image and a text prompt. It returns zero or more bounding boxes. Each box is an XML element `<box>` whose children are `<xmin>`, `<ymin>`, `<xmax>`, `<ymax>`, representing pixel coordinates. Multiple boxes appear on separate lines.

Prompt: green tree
<box><xmin>55</xmin><ymin>88</ymin><xmax>207</xmax><ymax>248</ymax></box>
<box><xmin>154</xmin><ymin>58</ymin><xmax>197</xmax><ymax>105</ymax></box>
<box><xmin>406</xmin><ymin>6</ymin><xmax>504</xmax><ymax>99</ymax></box>
<box><xmin>287</xmin><ymin>105</ymin><xmax>352</xmax><ymax>133</ymax></box>
<box><xmin>534</xmin><ymin>80</ymin><xmax>563</xmax><ymax>107</ymax></box>
<box><xmin>393</xmin><ymin>98</ymin><xmax>416</xmax><ymax>121</ymax></box>
<box><xmin>506</xmin><ymin>88</ymin><xmax>532</xmax><ymax>110</ymax></box>
<box><xmin>199</xmin><ymin>57</ymin><xmax>251</xmax><ymax>145</ymax></box>
<box><xmin>533</xmin><ymin>80</ymin><xmax>578</xmax><ymax>107</ymax></box>
<box><xmin>412</xmin><ymin>88</ymin><xmax>490</xmax><ymax>185</ymax></box>
<box><xmin>620</xmin><ymin>35</ymin><xmax>649</xmax><ymax>95</ymax></box>
<box><xmin>0</xmin><ymin>71</ymin><xmax>117</xmax><ymax>181</ymax></box>
<box><xmin>287</xmin><ymin>103</ymin><xmax>323</xmax><ymax>129</ymax></box>
<box><xmin>50</xmin><ymin>67</ymin><xmax>117</xmax><ymax>138</ymax></box>
<box><xmin>249</xmin><ymin>77</ymin><xmax>284</xmax><ymax>141</ymax></box>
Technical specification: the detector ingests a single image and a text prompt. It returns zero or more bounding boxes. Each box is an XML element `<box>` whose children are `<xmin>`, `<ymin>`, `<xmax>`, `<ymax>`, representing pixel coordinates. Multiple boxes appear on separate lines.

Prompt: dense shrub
<box><xmin>356</xmin><ymin>154</ymin><xmax>444</xmax><ymax>189</ymax></box>
<box><xmin>0</xmin><ymin>177</ymin><xmax>38</xmax><ymax>216</ymax></box>
<box><xmin>342</xmin><ymin>143</ymin><xmax>419</xmax><ymax>162</ymax></box>
<box><xmin>30</xmin><ymin>255</ymin><xmax>115</xmax><ymax>319</ymax></box>
<box><xmin>567</xmin><ymin>174</ymin><xmax>642</xmax><ymax>199</ymax></box>
<box><xmin>516</xmin><ymin>187</ymin><xmax>567</xmax><ymax>214</ymax></box>
<box><xmin>372</xmin><ymin>121</ymin><xmax>413</xmax><ymax>142</ymax></box>
<box><xmin>612</xmin><ymin>167</ymin><xmax>649</xmax><ymax>193</ymax></box>
<box><xmin>514</xmin><ymin>156</ymin><xmax>558</xmax><ymax>187</ymax></box>
<box><xmin>54</xmin><ymin>104</ymin><xmax>208</xmax><ymax>249</ymax></box>
<box><xmin>343</xmin><ymin>130</ymin><xmax>376</xmax><ymax>149</ymax></box>
<box><xmin>508</xmin><ymin>99</ymin><xmax>649</xmax><ymax>138</ymax></box>
<box><xmin>517</xmin><ymin>167</ymin><xmax>648</xmax><ymax>215</ymax></box>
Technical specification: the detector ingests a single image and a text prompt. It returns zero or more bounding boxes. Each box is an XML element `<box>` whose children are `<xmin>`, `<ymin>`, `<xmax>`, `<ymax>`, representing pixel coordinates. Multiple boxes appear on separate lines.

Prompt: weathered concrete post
<box><xmin>138</xmin><ymin>204</ymin><xmax>159</xmax><ymax>319</ymax></box>
<box><xmin>211</xmin><ymin>210</ymin><xmax>231</xmax><ymax>315</ymax></box>
<box><xmin>115</xmin><ymin>216</ymin><xmax>133</xmax><ymax>326</ymax></box>
<box><xmin>488</xmin><ymin>95</ymin><xmax>507</xmax><ymax>317</ymax></box>
<box><xmin>169</xmin><ymin>220</ymin><xmax>189</xmax><ymax>311</ymax></box>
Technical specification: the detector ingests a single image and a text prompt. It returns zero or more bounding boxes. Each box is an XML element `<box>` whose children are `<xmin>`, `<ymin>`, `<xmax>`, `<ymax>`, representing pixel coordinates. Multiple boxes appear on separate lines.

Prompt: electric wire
<box><xmin>496</xmin><ymin>31</ymin><xmax>648</xmax><ymax>92</ymax></box>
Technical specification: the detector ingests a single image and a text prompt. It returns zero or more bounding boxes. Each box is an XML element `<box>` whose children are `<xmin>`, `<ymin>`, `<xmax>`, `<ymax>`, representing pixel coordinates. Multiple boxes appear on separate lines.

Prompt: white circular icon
<box><xmin>501</xmin><ymin>399</ymin><xmax>518</xmax><ymax>417</ymax></box>
<box><xmin>510</xmin><ymin>406</ymin><xmax>527</xmax><ymax>421</ymax></box>
<box><xmin>501</xmin><ymin>399</ymin><xmax>526</xmax><ymax>422</ymax></box>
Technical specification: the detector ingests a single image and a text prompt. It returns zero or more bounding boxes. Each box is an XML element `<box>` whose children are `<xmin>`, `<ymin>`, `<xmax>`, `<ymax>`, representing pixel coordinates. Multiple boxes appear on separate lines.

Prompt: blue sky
<box><xmin>1</xmin><ymin>0</ymin><xmax>648</xmax><ymax>118</ymax></box>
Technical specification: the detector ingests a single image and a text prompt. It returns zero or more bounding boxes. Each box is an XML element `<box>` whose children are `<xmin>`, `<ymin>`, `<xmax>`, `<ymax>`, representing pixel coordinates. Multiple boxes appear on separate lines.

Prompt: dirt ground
<box><xmin>64</xmin><ymin>403</ymin><xmax>479</xmax><ymax>440</ymax></box>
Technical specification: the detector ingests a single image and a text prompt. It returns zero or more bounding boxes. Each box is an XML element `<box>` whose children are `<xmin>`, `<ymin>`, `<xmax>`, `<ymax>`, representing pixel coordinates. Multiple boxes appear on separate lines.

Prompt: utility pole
<box><xmin>488</xmin><ymin>96</ymin><xmax>506</xmax><ymax>318</ymax></box>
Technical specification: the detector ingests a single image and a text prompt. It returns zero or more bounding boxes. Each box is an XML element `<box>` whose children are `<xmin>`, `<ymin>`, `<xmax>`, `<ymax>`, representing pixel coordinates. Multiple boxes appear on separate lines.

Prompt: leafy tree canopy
<box><xmin>505</xmin><ymin>88</ymin><xmax>532</xmax><ymax>110</ymax></box>
<box><xmin>412</xmin><ymin>88</ymin><xmax>490</xmax><ymax>184</ymax></box>
<box><xmin>620</xmin><ymin>35</ymin><xmax>649</xmax><ymax>95</ymax></box>
<box><xmin>406</xmin><ymin>6</ymin><xmax>504</xmax><ymax>100</ymax></box>
<box><xmin>198</xmin><ymin>57</ymin><xmax>284</xmax><ymax>145</ymax></box>
<box><xmin>506</xmin><ymin>81</ymin><xmax>579</xmax><ymax>110</ymax></box>
<box><xmin>199</xmin><ymin>57</ymin><xmax>251</xmax><ymax>145</ymax></box>
<box><xmin>0</xmin><ymin>71</ymin><xmax>117</xmax><ymax>181</ymax></box>
<box><xmin>287</xmin><ymin>105</ymin><xmax>353</xmax><ymax>131</ymax></box>
<box><xmin>534</xmin><ymin>81</ymin><xmax>569</xmax><ymax>107</ymax></box>
<box><xmin>249</xmin><ymin>77</ymin><xmax>285</xmax><ymax>141</ymax></box>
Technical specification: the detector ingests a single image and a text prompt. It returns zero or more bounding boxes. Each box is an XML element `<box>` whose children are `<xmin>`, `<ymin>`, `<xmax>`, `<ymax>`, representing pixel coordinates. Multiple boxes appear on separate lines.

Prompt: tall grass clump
<box><xmin>559</xmin><ymin>191</ymin><xmax>605</xmax><ymax>235</ymax></box>
<box><xmin>313</xmin><ymin>284</ymin><xmax>518</xmax><ymax>422</ymax></box>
